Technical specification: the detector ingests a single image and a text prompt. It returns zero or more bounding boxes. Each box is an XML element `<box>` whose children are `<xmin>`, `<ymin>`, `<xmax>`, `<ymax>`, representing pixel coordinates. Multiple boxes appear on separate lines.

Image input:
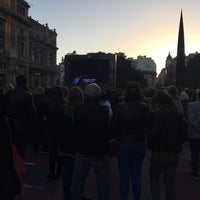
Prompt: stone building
<box><xmin>157</xmin><ymin>52</ymin><xmax>200</xmax><ymax>88</ymax></box>
<box><xmin>135</xmin><ymin>55</ymin><xmax>157</xmax><ymax>87</ymax></box>
<box><xmin>0</xmin><ymin>0</ymin><xmax>58</xmax><ymax>90</ymax></box>
<box><xmin>157</xmin><ymin>53</ymin><xmax>173</xmax><ymax>87</ymax></box>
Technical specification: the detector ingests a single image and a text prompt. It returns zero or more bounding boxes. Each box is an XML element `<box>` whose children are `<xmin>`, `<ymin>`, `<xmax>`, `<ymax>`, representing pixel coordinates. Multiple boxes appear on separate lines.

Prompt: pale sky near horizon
<box><xmin>27</xmin><ymin>0</ymin><xmax>200</xmax><ymax>74</ymax></box>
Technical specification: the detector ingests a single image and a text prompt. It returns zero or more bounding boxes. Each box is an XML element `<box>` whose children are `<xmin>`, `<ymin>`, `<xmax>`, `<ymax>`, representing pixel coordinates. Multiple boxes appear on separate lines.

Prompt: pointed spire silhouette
<box><xmin>176</xmin><ymin>10</ymin><xmax>185</xmax><ymax>88</ymax></box>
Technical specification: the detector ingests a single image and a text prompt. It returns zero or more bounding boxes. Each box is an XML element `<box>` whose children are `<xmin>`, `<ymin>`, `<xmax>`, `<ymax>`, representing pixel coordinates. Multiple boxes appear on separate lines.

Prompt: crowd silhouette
<box><xmin>1</xmin><ymin>74</ymin><xmax>200</xmax><ymax>200</ymax></box>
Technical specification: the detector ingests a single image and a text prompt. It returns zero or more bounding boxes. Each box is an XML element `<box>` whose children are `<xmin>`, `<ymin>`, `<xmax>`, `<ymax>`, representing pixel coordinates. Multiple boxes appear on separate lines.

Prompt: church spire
<box><xmin>176</xmin><ymin>10</ymin><xmax>186</xmax><ymax>88</ymax></box>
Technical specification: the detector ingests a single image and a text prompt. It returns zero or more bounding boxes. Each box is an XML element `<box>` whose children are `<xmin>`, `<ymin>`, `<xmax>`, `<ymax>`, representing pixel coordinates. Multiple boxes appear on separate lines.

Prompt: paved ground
<box><xmin>15</xmin><ymin>142</ymin><xmax>200</xmax><ymax>200</ymax></box>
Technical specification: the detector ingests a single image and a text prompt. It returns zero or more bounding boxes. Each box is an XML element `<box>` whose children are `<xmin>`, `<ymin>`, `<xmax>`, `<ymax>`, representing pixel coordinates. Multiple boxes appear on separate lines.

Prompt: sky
<box><xmin>27</xmin><ymin>0</ymin><xmax>200</xmax><ymax>74</ymax></box>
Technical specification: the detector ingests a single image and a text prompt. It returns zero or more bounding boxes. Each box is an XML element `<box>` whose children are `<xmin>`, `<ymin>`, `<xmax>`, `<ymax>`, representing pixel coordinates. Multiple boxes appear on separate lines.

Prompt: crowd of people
<box><xmin>0</xmin><ymin>74</ymin><xmax>199</xmax><ymax>200</ymax></box>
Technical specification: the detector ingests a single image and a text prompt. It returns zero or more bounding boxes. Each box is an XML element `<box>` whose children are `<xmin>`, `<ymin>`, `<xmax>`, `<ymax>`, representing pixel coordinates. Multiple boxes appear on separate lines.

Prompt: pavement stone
<box><xmin>15</xmin><ymin>142</ymin><xmax>200</xmax><ymax>200</ymax></box>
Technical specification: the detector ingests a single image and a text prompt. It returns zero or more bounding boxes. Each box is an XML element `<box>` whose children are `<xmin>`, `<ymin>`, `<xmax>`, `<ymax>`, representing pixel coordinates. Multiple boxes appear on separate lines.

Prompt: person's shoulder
<box><xmin>104</xmin><ymin>100</ymin><xmax>111</xmax><ymax>108</ymax></box>
<box><xmin>140</xmin><ymin>101</ymin><xmax>148</xmax><ymax>107</ymax></box>
<box><xmin>24</xmin><ymin>90</ymin><xmax>33</xmax><ymax>99</ymax></box>
<box><xmin>193</xmin><ymin>100</ymin><xmax>200</xmax><ymax>106</ymax></box>
<box><xmin>99</xmin><ymin>103</ymin><xmax>109</xmax><ymax>110</ymax></box>
<box><xmin>188</xmin><ymin>101</ymin><xmax>199</xmax><ymax>109</ymax></box>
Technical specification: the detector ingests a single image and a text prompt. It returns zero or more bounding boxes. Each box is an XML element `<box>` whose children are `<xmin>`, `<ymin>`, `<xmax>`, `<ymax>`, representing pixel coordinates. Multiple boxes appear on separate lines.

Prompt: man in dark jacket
<box><xmin>72</xmin><ymin>83</ymin><xmax>110</xmax><ymax>200</ymax></box>
<box><xmin>7</xmin><ymin>75</ymin><xmax>36</xmax><ymax>157</ymax></box>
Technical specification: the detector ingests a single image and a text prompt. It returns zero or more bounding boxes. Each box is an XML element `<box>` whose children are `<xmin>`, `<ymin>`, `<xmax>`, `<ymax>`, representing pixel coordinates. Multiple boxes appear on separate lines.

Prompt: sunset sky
<box><xmin>27</xmin><ymin>0</ymin><xmax>200</xmax><ymax>74</ymax></box>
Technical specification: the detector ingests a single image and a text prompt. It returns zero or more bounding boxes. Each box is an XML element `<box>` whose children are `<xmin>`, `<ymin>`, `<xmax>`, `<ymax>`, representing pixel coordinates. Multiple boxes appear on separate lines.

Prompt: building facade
<box><xmin>0</xmin><ymin>0</ymin><xmax>58</xmax><ymax>90</ymax></box>
<box><xmin>157</xmin><ymin>53</ymin><xmax>172</xmax><ymax>87</ymax></box>
<box><xmin>59</xmin><ymin>57</ymin><xmax>65</xmax><ymax>86</ymax></box>
<box><xmin>135</xmin><ymin>55</ymin><xmax>157</xmax><ymax>87</ymax></box>
<box><xmin>157</xmin><ymin>52</ymin><xmax>200</xmax><ymax>88</ymax></box>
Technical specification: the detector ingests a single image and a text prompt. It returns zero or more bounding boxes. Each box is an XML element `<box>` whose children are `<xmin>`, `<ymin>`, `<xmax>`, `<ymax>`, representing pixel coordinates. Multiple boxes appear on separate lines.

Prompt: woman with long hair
<box><xmin>148</xmin><ymin>90</ymin><xmax>187</xmax><ymax>200</ymax></box>
<box><xmin>113</xmin><ymin>81</ymin><xmax>149</xmax><ymax>200</ymax></box>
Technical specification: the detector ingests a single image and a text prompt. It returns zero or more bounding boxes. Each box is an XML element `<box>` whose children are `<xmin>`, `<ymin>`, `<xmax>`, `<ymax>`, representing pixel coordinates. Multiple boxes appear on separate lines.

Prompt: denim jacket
<box><xmin>187</xmin><ymin>99</ymin><xmax>200</xmax><ymax>139</ymax></box>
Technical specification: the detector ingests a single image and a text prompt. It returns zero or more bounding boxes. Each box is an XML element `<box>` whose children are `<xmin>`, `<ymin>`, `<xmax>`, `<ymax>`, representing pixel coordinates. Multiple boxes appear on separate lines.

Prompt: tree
<box><xmin>116</xmin><ymin>54</ymin><xmax>146</xmax><ymax>88</ymax></box>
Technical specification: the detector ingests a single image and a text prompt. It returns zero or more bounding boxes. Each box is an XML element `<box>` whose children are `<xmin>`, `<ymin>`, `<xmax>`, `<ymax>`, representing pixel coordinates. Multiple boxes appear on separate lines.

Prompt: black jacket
<box><xmin>114</xmin><ymin>101</ymin><xmax>149</xmax><ymax>142</ymax></box>
<box><xmin>8</xmin><ymin>86</ymin><xmax>36</xmax><ymax>130</ymax></box>
<box><xmin>45</xmin><ymin>98</ymin><xmax>66</xmax><ymax>145</ymax></box>
<box><xmin>73</xmin><ymin>98</ymin><xmax>110</xmax><ymax>156</ymax></box>
<box><xmin>7</xmin><ymin>86</ymin><xmax>36</xmax><ymax>147</ymax></box>
<box><xmin>59</xmin><ymin>113</ymin><xmax>76</xmax><ymax>154</ymax></box>
<box><xmin>148</xmin><ymin>107</ymin><xmax>187</xmax><ymax>152</ymax></box>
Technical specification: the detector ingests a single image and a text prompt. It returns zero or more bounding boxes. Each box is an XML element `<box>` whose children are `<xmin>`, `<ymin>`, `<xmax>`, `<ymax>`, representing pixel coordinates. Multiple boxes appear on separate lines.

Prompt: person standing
<box><xmin>7</xmin><ymin>75</ymin><xmax>36</xmax><ymax>157</ymax></box>
<box><xmin>72</xmin><ymin>83</ymin><xmax>110</xmax><ymax>200</ymax></box>
<box><xmin>113</xmin><ymin>81</ymin><xmax>149</xmax><ymax>200</ymax></box>
<box><xmin>187</xmin><ymin>89</ymin><xmax>200</xmax><ymax>179</ymax></box>
<box><xmin>59</xmin><ymin>86</ymin><xmax>84</xmax><ymax>200</ymax></box>
<box><xmin>148</xmin><ymin>90</ymin><xmax>187</xmax><ymax>200</ymax></box>
<box><xmin>45</xmin><ymin>86</ymin><xmax>65</xmax><ymax>180</ymax></box>
<box><xmin>32</xmin><ymin>87</ymin><xmax>48</xmax><ymax>154</ymax></box>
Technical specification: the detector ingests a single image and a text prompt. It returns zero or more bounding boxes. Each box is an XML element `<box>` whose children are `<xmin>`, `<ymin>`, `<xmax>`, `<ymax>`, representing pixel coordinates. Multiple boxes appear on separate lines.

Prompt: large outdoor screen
<box><xmin>69</xmin><ymin>59</ymin><xmax>110</xmax><ymax>85</ymax></box>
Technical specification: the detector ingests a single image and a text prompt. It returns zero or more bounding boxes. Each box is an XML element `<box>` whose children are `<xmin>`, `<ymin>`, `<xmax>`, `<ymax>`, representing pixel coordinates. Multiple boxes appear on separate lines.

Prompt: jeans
<box><xmin>150</xmin><ymin>151</ymin><xmax>179</xmax><ymax>200</ymax></box>
<box><xmin>72</xmin><ymin>153</ymin><xmax>109</xmax><ymax>200</ymax></box>
<box><xmin>116</xmin><ymin>141</ymin><xmax>146</xmax><ymax>200</ymax></box>
<box><xmin>62</xmin><ymin>155</ymin><xmax>75</xmax><ymax>200</ymax></box>
<box><xmin>189</xmin><ymin>138</ymin><xmax>200</xmax><ymax>175</ymax></box>
<box><xmin>48</xmin><ymin>143</ymin><xmax>62</xmax><ymax>176</ymax></box>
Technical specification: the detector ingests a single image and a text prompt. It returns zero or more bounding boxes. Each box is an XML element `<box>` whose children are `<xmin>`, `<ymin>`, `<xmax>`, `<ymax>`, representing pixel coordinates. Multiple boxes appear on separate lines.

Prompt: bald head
<box><xmin>85</xmin><ymin>83</ymin><xmax>101</xmax><ymax>98</ymax></box>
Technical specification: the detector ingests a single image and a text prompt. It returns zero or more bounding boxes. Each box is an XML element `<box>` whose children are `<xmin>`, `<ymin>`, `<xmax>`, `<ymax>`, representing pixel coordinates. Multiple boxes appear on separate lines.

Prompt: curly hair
<box><xmin>152</xmin><ymin>90</ymin><xmax>178</xmax><ymax>112</ymax></box>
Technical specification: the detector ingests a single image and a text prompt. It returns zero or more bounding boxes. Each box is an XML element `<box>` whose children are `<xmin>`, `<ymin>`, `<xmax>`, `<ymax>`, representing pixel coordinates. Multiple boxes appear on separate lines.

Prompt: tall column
<box><xmin>176</xmin><ymin>11</ymin><xmax>186</xmax><ymax>88</ymax></box>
